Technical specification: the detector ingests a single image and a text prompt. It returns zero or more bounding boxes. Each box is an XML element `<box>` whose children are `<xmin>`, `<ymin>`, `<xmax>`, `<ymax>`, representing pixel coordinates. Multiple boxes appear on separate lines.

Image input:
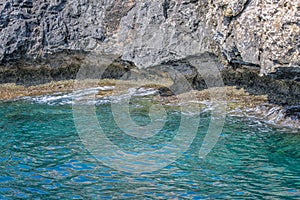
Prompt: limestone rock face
<box><xmin>0</xmin><ymin>0</ymin><xmax>299</xmax><ymax>74</ymax></box>
<box><xmin>214</xmin><ymin>0</ymin><xmax>300</xmax><ymax>74</ymax></box>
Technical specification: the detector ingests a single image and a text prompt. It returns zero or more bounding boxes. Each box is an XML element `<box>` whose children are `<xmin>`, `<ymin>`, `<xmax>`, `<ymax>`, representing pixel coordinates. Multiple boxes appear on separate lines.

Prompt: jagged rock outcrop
<box><xmin>0</xmin><ymin>0</ymin><xmax>299</xmax><ymax>113</ymax></box>
<box><xmin>0</xmin><ymin>0</ymin><xmax>299</xmax><ymax>74</ymax></box>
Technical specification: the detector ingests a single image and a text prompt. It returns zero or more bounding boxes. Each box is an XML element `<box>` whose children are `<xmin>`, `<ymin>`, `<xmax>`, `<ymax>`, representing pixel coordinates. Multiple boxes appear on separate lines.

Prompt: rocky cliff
<box><xmin>0</xmin><ymin>0</ymin><xmax>299</xmax><ymax>108</ymax></box>
<box><xmin>1</xmin><ymin>0</ymin><xmax>299</xmax><ymax>71</ymax></box>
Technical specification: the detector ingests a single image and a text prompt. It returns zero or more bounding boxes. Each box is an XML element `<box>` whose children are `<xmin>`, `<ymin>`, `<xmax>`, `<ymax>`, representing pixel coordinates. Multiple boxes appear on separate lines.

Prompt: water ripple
<box><xmin>0</xmin><ymin>99</ymin><xmax>299</xmax><ymax>198</ymax></box>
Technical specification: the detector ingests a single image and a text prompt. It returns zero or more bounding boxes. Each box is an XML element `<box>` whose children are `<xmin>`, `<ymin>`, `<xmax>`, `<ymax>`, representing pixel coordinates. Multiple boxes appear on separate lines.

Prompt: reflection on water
<box><xmin>0</xmin><ymin>93</ymin><xmax>299</xmax><ymax>199</ymax></box>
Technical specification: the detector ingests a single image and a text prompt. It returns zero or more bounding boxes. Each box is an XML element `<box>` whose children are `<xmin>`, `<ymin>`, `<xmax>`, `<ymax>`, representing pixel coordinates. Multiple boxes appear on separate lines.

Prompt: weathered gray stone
<box><xmin>0</xmin><ymin>0</ymin><xmax>299</xmax><ymax>75</ymax></box>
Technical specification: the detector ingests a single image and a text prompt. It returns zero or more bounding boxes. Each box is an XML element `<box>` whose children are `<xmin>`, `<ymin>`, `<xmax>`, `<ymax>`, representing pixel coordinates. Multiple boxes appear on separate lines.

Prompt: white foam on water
<box><xmin>20</xmin><ymin>86</ymin><xmax>159</xmax><ymax>106</ymax></box>
<box><xmin>20</xmin><ymin>86</ymin><xmax>114</xmax><ymax>105</ymax></box>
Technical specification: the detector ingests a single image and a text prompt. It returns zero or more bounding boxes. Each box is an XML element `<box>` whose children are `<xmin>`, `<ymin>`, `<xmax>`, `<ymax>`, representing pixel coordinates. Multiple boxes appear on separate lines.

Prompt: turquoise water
<box><xmin>0</xmin><ymin>92</ymin><xmax>300</xmax><ymax>199</ymax></box>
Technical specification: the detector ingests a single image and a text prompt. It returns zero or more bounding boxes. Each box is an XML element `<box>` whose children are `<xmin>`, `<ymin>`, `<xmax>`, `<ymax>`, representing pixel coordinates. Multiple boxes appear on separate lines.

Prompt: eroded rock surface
<box><xmin>0</xmin><ymin>0</ymin><xmax>299</xmax><ymax>74</ymax></box>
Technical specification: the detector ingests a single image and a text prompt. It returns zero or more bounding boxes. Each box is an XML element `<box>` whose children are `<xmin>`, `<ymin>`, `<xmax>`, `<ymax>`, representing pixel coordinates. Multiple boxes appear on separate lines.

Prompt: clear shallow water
<box><xmin>0</xmin><ymin>91</ymin><xmax>300</xmax><ymax>199</ymax></box>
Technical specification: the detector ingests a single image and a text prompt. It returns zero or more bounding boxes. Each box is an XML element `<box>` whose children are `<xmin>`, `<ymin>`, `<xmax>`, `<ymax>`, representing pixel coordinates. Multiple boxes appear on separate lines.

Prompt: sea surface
<box><xmin>0</xmin><ymin>88</ymin><xmax>299</xmax><ymax>199</ymax></box>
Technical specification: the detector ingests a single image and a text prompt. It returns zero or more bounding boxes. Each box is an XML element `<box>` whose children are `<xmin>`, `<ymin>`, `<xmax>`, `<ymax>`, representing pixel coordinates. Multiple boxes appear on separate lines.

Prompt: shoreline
<box><xmin>1</xmin><ymin>79</ymin><xmax>299</xmax><ymax>129</ymax></box>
